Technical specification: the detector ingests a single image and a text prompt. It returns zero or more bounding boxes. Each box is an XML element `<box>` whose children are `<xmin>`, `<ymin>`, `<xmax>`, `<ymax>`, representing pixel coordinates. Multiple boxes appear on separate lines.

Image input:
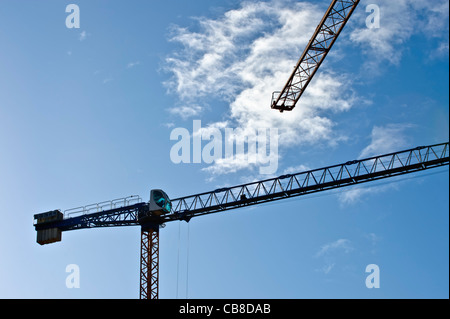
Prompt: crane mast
<box><xmin>140</xmin><ymin>226</ymin><xmax>160</xmax><ymax>299</ymax></box>
<box><xmin>271</xmin><ymin>0</ymin><xmax>360</xmax><ymax>112</ymax></box>
<box><xmin>33</xmin><ymin>142</ymin><xmax>449</xmax><ymax>298</ymax></box>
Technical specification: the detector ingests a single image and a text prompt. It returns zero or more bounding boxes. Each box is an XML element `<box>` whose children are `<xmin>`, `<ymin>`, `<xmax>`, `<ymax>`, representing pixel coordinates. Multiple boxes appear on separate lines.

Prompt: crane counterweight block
<box><xmin>34</xmin><ymin>210</ymin><xmax>64</xmax><ymax>245</ymax></box>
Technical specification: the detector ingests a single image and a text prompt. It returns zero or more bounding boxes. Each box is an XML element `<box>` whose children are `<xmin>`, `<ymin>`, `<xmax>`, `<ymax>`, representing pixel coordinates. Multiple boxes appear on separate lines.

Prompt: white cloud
<box><xmin>430</xmin><ymin>41</ymin><xmax>449</xmax><ymax>60</ymax></box>
<box><xmin>164</xmin><ymin>122</ymin><xmax>175</xmax><ymax>129</ymax></box>
<box><xmin>359</xmin><ymin>123</ymin><xmax>414</xmax><ymax>159</ymax></box>
<box><xmin>164</xmin><ymin>0</ymin><xmax>448</xmax><ymax>177</ymax></box>
<box><xmin>365</xmin><ymin>232</ymin><xmax>381</xmax><ymax>246</ymax></box>
<box><xmin>350</xmin><ymin>0</ymin><xmax>449</xmax><ymax>72</ymax></box>
<box><xmin>282</xmin><ymin>164</ymin><xmax>310</xmax><ymax>175</ymax></box>
<box><xmin>169</xmin><ymin>105</ymin><xmax>203</xmax><ymax>119</ymax></box>
<box><xmin>314</xmin><ymin>239</ymin><xmax>354</xmax><ymax>274</ymax></box>
<box><xmin>338</xmin><ymin>183</ymin><xmax>399</xmax><ymax>205</ymax></box>
<box><xmin>319</xmin><ymin>263</ymin><xmax>335</xmax><ymax>275</ymax></box>
<box><xmin>340</xmin><ymin>123</ymin><xmax>415</xmax><ymax>204</ymax></box>
<box><xmin>364</xmin><ymin>232</ymin><xmax>381</xmax><ymax>255</ymax></box>
<box><xmin>315</xmin><ymin>239</ymin><xmax>353</xmax><ymax>258</ymax></box>
<box><xmin>127</xmin><ymin>61</ymin><xmax>141</xmax><ymax>69</ymax></box>
<box><xmin>79</xmin><ymin>30</ymin><xmax>88</xmax><ymax>41</ymax></box>
<box><xmin>165</xmin><ymin>0</ymin><xmax>356</xmax><ymax>176</ymax></box>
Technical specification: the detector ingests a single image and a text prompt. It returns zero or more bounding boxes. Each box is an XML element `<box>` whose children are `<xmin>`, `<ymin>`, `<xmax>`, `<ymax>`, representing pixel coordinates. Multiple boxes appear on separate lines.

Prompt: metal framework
<box><xmin>271</xmin><ymin>0</ymin><xmax>360</xmax><ymax>112</ymax></box>
<box><xmin>140</xmin><ymin>227</ymin><xmax>159</xmax><ymax>299</ymax></box>
<box><xmin>34</xmin><ymin>142</ymin><xmax>449</xmax><ymax>233</ymax></box>
<box><xmin>49</xmin><ymin>202</ymin><xmax>146</xmax><ymax>231</ymax></box>
<box><xmin>169</xmin><ymin>143</ymin><xmax>449</xmax><ymax>220</ymax></box>
<box><xmin>33</xmin><ymin>142</ymin><xmax>449</xmax><ymax>298</ymax></box>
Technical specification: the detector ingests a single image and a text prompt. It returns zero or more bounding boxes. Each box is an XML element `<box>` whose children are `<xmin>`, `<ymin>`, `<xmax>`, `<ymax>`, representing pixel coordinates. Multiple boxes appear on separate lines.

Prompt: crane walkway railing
<box><xmin>63</xmin><ymin>195</ymin><xmax>142</xmax><ymax>218</ymax></box>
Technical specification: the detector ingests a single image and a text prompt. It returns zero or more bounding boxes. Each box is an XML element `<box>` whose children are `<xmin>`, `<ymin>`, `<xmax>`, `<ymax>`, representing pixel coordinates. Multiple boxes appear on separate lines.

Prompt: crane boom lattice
<box><xmin>271</xmin><ymin>0</ymin><xmax>360</xmax><ymax>112</ymax></box>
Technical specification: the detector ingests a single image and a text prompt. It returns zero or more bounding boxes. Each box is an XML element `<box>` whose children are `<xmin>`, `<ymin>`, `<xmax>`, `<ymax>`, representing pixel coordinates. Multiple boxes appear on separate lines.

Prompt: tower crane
<box><xmin>271</xmin><ymin>0</ymin><xmax>360</xmax><ymax>112</ymax></box>
<box><xmin>33</xmin><ymin>0</ymin><xmax>447</xmax><ymax>300</ymax></box>
<box><xmin>34</xmin><ymin>142</ymin><xmax>449</xmax><ymax>299</ymax></box>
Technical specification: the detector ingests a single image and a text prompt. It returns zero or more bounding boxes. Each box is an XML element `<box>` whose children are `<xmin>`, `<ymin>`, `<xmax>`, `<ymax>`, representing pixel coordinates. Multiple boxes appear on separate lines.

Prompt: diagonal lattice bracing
<box><xmin>271</xmin><ymin>0</ymin><xmax>360</xmax><ymax>112</ymax></box>
<box><xmin>140</xmin><ymin>227</ymin><xmax>159</xmax><ymax>299</ymax></box>
<box><xmin>169</xmin><ymin>143</ymin><xmax>449</xmax><ymax>220</ymax></box>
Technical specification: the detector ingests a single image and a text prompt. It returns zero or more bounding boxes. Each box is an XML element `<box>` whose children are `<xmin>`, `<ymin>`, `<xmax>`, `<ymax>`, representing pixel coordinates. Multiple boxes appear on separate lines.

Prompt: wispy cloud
<box><xmin>350</xmin><ymin>0</ymin><xmax>449</xmax><ymax>73</ymax></box>
<box><xmin>164</xmin><ymin>0</ymin><xmax>447</xmax><ymax>177</ymax></box>
<box><xmin>365</xmin><ymin>232</ymin><xmax>381</xmax><ymax>252</ymax></box>
<box><xmin>315</xmin><ymin>239</ymin><xmax>353</xmax><ymax>258</ymax></box>
<box><xmin>102</xmin><ymin>77</ymin><xmax>113</xmax><ymax>84</ymax></box>
<box><xmin>359</xmin><ymin>123</ymin><xmax>414</xmax><ymax>159</ymax></box>
<box><xmin>282</xmin><ymin>164</ymin><xmax>311</xmax><ymax>175</ymax></box>
<box><xmin>314</xmin><ymin>239</ymin><xmax>353</xmax><ymax>275</ymax></box>
<box><xmin>79</xmin><ymin>30</ymin><xmax>88</xmax><ymax>41</ymax></box>
<box><xmin>340</xmin><ymin>123</ymin><xmax>414</xmax><ymax>204</ymax></box>
<box><xmin>164</xmin><ymin>122</ymin><xmax>175</xmax><ymax>129</ymax></box>
<box><xmin>429</xmin><ymin>41</ymin><xmax>449</xmax><ymax>60</ymax></box>
<box><xmin>320</xmin><ymin>263</ymin><xmax>335</xmax><ymax>275</ymax></box>
<box><xmin>127</xmin><ymin>61</ymin><xmax>141</xmax><ymax>69</ymax></box>
<box><xmin>165</xmin><ymin>0</ymin><xmax>356</xmax><ymax>176</ymax></box>
<box><xmin>169</xmin><ymin>105</ymin><xmax>203</xmax><ymax>119</ymax></box>
<box><xmin>338</xmin><ymin>183</ymin><xmax>399</xmax><ymax>205</ymax></box>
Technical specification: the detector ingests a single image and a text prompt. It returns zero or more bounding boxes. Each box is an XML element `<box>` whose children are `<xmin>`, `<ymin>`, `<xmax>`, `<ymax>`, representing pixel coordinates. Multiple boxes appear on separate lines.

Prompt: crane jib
<box><xmin>271</xmin><ymin>0</ymin><xmax>360</xmax><ymax>112</ymax></box>
<box><xmin>34</xmin><ymin>142</ymin><xmax>449</xmax><ymax>233</ymax></box>
<box><xmin>170</xmin><ymin>144</ymin><xmax>448</xmax><ymax>220</ymax></box>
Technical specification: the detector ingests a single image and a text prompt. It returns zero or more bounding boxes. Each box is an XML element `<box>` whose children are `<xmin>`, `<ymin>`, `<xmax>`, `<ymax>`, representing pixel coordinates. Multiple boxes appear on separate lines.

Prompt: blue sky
<box><xmin>0</xmin><ymin>0</ymin><xmax>448</xmax><ymax>299</ymax></box>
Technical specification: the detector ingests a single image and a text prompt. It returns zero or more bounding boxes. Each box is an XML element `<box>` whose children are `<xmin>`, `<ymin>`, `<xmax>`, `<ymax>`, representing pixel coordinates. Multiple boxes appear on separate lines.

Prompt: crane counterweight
<box><xmin>34</xmin><ymin>210</ymin><xmax>63</xmax><ymax>245</ymax></box>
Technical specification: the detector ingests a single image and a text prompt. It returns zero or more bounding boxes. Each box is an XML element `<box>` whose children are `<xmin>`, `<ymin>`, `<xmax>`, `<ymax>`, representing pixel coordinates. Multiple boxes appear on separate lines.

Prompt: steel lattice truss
<box><xmin>34</xmin><ymin>142</ymin><xmax>449</xmax><ymax>232</ymax></box>
<box><xmin>49</xmin><ymin>203</ymin><xmax>146</xmax><ymax>231</ymax></box>
<box><xmin>140</xmin><ymin>229</ymin><xmax>159</xmax><ymax>299</ymax></box>
<box><xmin>271</xmin><ymin>0</ymin><xmax>360</xmax><ymax>112</ymax></box>
<box><xmin>169</xmin><ymin>142</ymin><xmax>449</xmax><ymax>221</ymax></box>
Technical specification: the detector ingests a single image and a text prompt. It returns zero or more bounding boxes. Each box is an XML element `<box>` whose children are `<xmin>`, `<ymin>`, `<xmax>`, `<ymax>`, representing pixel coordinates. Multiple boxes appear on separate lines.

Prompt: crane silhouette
<box><xmin>34</xmin><ymin>142</ymin><xmax>449</xmax><ymax>298</ymax></box>
<box><xmin>33</xmin><ymin>0</ymin><xmax>448</xmax><ymax>299</ymax></box>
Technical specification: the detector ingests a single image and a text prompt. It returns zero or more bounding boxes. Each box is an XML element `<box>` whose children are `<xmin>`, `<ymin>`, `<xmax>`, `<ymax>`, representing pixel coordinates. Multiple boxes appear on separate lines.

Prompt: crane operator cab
<box><xmin>149</xmin><ymin>189</ymin><xmax>172</xmax><ymax>216</ymax></box>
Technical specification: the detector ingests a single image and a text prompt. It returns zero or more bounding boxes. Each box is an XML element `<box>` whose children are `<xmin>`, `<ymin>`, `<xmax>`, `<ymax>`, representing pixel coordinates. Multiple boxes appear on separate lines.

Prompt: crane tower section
<box><xmin>271</xmin><ymin>0</ymin><xmax>360</xmax><ymax>112</ymax></box>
